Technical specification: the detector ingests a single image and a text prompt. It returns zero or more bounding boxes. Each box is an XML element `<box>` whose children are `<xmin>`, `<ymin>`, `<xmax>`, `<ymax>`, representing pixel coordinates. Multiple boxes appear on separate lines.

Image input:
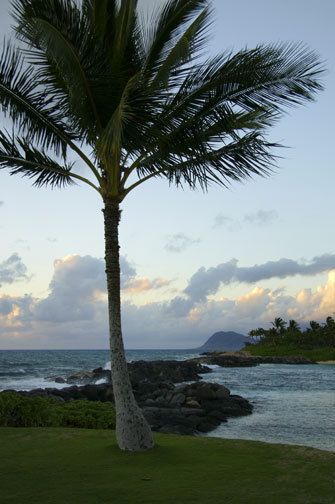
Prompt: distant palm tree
<box><xmin>288</xmin><ymin>319</ymin><xmax>300</xmax><ymax>332</ymax></box>
<box><xmin>309</xmin><ymin>320</ymin><xmax>321</xmax><ymax>331</ymax></box>
<box><xmin>271</xmin><ymin>317</ymin><xmax>287</xmax><ymax>334</ymax></box>
<box><xmin>248</xmin><ymin>328</ymin><xmax>266</xmax><ymax>343</ymax></box>
<box><xmin>0</xmin><ymin>0</ymin><xmax>323</xmax><ymax>450</ymax></box>
<box><xmin>325</xmin><ymin>316</ymin><xmax>335</xmax><ymax>328</ymax></box>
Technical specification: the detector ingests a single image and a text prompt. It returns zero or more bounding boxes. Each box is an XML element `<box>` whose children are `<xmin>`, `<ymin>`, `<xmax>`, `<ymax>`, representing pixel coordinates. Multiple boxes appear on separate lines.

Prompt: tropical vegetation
<box><xmin>0</xmin><ymin>392</ymin><xmax>116</xmax><ymax>428</ymax></box>
<box><xmin>246</xmin><ymin>316</ymin><xmax>335</xmax><ymax>360</ymax></box>
<box><xmin>0</xmin><ymin>0</ymin><xmax>324</xmax><ymax>450</ymax></box>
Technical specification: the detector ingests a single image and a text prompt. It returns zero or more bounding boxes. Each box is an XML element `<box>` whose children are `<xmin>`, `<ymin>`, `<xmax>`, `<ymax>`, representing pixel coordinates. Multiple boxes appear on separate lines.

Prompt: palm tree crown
<box><xmin>0</xmin><ymin>0</ymin><xmax>323</xmax><ymax>199</ymax></box>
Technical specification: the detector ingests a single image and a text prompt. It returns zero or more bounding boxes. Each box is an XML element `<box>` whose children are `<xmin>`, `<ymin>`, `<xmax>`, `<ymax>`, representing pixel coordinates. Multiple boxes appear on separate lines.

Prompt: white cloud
<box><xmin>124</xmin><ymin>277</ymin><xmax>171</xmax><ymax>294</ymax></box>
<box><xmin>1</xmin><ymin>254</ymin><xmax>335</xmax><ymax>349</ymax></box>
<box><xmin>165</xmin><ymin>233</ymin><xmax>200</xmax><ymax>253</ymax></box>
<box><xmin>0</xmin><ymin>254</ymin><xmax>29</xmax><ymax>287</ymax></box>
<box><xmin>0</xmin><ymin>294</ymin><xmax>34</xmax><ymax>335</ymax></box>
<box><xmin>184</xmin><ymin>254</ymin><xmax>335</xmax><ymax>302</ymax></box>
<box><xmin>244</xmin><ymin>209</ymin><xmax>278</xmax><ymax>225</ymax></box>
<box><xmin>212</xmin><ymin>214</ymin><xmax>236</xmax><ymax>230</ymax></box>
<box><xmin>34</xmin><ymin>254</ymin><xmax>139</xmax><ymax>323</ymax></box>
<box><xmin>213</xmin><ymin>209</ymin><xmax>278</xmax><ymax>231</ymax></box>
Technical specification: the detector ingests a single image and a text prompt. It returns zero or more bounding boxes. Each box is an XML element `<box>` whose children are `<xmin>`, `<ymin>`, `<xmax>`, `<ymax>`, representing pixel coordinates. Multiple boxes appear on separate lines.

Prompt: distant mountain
<box><xmin>195</xmin><ymin>331</ymin><xmax>248</xmax><ymax>352</ymax></box>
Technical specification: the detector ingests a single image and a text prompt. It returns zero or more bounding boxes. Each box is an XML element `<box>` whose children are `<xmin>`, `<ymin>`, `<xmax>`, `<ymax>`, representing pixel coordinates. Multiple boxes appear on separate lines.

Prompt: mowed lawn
<box><xmin>0</xmin><ymin>428</ymin><xmax>334</xmax><ymax>504</ymax></box>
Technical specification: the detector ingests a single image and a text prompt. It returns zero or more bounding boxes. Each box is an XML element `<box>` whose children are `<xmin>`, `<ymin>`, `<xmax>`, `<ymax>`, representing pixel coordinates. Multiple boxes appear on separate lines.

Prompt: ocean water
<box><xmin>0</xmin><ymin>349</ymin><xmax>198</xmax><ymax>391</ymax></box>
<box><xmin>204</xmin><ymin>363</ymin><xmax>335</xmax><ymax>452</ymax></box>
<box><xmin>0</xmin><ymin>349</ymin><xmax>334</xmax><ymax>451</ymax></box>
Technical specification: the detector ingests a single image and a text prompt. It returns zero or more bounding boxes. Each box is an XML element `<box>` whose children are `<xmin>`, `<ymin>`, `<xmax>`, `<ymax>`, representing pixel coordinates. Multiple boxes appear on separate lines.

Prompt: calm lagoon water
<box><xmin>0</xmin><ymin>349</ymin><xmax>334</xmax><ymax>451</ymax></box>
<box><xmin>203</xmin><ymin>363</ymin><xmax>335</xmax><ymax>452</ymax></box>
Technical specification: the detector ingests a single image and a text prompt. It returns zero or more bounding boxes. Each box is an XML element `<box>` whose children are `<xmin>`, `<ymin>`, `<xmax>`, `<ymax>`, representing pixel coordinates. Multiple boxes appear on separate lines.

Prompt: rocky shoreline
<box><xmin>2</xmin><ymin>352</ymin><xmax>314</xmax><ymax>435</ymax></box>
<box><xmin>195</xmin><ymin>352</ymin><xmax>315</xmax><ymax>367</ymax></box>
<box><xmin>3</xmin><ymin>359</ymin><xmax>253</xmax><ymax>435</ymax></box>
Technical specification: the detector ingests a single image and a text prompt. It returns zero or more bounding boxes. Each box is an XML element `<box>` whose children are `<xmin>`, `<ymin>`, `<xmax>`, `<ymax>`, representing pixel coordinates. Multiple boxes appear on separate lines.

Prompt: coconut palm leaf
<box><xmin>144</xmin><ymin>0</ymin><xmax>208</xmax><ymax>75</ymax></box>
<box><xmin>0</xmin><ymin>130</ymin><xmax>75</xmax><ymax>187</ymax></box>
<box><xmin>125</xmin><ymin>132</ymin><xmax>278</xmax><ymax>194</ymax></box>
<box><xmin>0</xmin><ymin>42</ymin><xmax>75</xmax><ymax>156</ymax></box>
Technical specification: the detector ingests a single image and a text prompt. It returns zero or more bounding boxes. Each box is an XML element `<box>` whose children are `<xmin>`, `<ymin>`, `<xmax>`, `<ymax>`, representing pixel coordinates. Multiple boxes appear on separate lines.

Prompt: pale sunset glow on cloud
<box><xmin>0</xmin><ymin>254</ymin><xmax>335</xmax><ymax>348</ymax></box>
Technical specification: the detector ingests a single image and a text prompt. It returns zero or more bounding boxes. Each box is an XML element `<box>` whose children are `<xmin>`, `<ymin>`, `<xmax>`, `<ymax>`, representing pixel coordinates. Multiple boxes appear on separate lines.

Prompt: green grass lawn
<box><xmin>245</xmin><ymin>345</ymin><xmax>335</xmax><ymax>361</ymax></box>
<box><xmin>0</xmin><ymin>429</ymin><xmax>334</xmax><ymax>504</ymax></box>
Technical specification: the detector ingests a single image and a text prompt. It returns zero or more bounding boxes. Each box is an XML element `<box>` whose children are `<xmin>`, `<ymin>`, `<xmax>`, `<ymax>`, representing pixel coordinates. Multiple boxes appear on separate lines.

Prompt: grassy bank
<box><xmin>1</xmin><ymin>429</ymin><xmax>334</xmax><ymax>504</ymax></box>
<box><xmin>245</xmin><ymin>345</ymin><xmax>335</xmax><ymax>362</ymax></box>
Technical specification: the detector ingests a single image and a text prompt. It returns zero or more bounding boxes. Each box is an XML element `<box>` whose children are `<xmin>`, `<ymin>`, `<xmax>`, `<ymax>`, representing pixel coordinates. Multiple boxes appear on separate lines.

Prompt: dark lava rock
<box><xmin>195</xmin><ymin>352</ymin><xmax>315</xmax><ymax>367</ymax></box>
<box><xmin>139</xmin><ymin>381</ymin><xmax>252</xmax><ymax>435</ymax></box>
<box><xmin>6</xmin><ymin>379</ymin><xmax>252</xmax><ymax>436</ymax></box>
<box><xmin>54</xmin><ymin>359</ymin><xmax>211</xmax><ymax>387</ymax></box>
<box><xmin>8</xmin><ymin>355</ymin><xmax>256</xmax><ymax>436</ymax></box>
<box><xmin>128</xmin><ymin>360</ymin><xmax>211</xmax><ymax>385</ymax></box>
<box><xmin>254</xmin><ymin>355</ymin><xmax>315</xmax><ymax>364</ymax></box>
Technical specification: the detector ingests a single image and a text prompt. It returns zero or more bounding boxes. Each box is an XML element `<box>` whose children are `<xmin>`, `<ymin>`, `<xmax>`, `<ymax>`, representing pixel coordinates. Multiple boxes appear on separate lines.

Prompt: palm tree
<box><xmin>309</xmin><ymin>320</ymin><xmax>321</xmax><ymax>331</ymax></box>
<box><xmin>271</xmin><ymin>317</ymin><xmax>287</xmax><ymax>334</ymax></box>
<box><xmin>248</xmin><ymin>328</ymin><xmax>265</xmax><ymax>343</ymax></box>
<box><xmin>0</xmin><ymin>0</ymin><xmax>323</xmax><ymax>451</ymax></box>
<box><xmin>288</xmin><ymin>319</ymin><xmax>300</xmax><ymax>332</ymax></box>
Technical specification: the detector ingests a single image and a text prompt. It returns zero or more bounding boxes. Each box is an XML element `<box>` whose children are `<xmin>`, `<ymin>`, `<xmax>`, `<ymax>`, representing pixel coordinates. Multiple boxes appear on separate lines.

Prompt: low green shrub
<box><xmin>0</xmin><ymin>393</ymin><xmax>58</xmax><ymax>427</ymax></box>
<box><xmin>55</xmin><ymin>399</ymin><xmax>116</xmax><ymax>429</ymax></box>
<box><xmin>0</xmin><ymin>392</ymin><xmax>115</xmax><ymax>429</ymax></box>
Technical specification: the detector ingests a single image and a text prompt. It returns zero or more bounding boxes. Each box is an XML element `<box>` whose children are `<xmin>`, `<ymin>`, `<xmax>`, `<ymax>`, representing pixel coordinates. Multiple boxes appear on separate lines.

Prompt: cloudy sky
<box><xmin>1</xmin><ymin>0</ymin><xmax>334</xmax><ymax>349</ymax></box>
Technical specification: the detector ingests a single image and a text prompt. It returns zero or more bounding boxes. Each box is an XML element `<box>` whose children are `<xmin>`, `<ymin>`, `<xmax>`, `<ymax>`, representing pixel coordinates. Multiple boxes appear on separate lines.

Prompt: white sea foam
<box><xmin>103</xmin><ymin>361</ymin><xmax>111</xmax><ymax>370</ymax></box>
<box><xmin>95</xmin><ymin>378</ymin><xmax>108</xmax><ymax>385</ymax></box>
<box><xmin>0</xmin><ymin>377</ymin><xmax>71</xmax><ymax>392</ymax></box>
<box><xmin>205</xmin><ymin>364</ymin><xmax>221</xmax><ymax>370</ymax></box>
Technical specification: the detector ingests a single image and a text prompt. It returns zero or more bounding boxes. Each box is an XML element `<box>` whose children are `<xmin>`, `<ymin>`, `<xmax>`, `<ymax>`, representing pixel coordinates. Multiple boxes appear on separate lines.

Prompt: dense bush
<box><xmin>248</xmin><ymin>316</ymin><xmax>335</xmax><ymax>349</ymax></box>
<box><xmin>0</xmin><ymin>392</ymin><xmax>115</xmax><ymax>429</ymax></box>
<box><xmin>54</xmin><ymin>399</ymin><xmax>116</xmax><ymax>429</ymax></box>
<box><xmin>0</xmin><ymin>393</ymin><xmax>58</xmax><ymax>427</ymax></box>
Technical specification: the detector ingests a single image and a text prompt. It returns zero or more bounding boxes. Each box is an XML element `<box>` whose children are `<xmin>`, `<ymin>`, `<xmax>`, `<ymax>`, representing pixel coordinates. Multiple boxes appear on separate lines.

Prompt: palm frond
<box><xmin>170</xmin><ymin>43</ymin><xmax>324</xmax><ymax>116</ymax></box>
<box><xmin>12</xmin><ymin>0</ymin><xmax>104</xmax><ymax>139</ymax></box>
<box><xmin>143</xmin><ymin>0</ymin><xmax>208</xmax><ymax>76</ymax></box>
<box><xmin>120</xmin><ymin>41</ymin><xmax>322</xmax><ymax>190</ymax></box>
<box><xmin>0</xmin><ymin>41</ymin><xmax>75</xmax><ymax>156</ymax></box>
<box><xmin>124</xmin><ymin>132</ymin><xmax>279</xmax><ymax>195</ymax></box>
<box><xmin>150</xmin><ymin>6</ymin><xmax>211</xmax><ymax>89</ymax></box>
<box><xmin>0</xmin><ymin>130</ymin><xmax>75</xmax><ymax>188</ymax></box>
<box><xmin>2</xmin><ymin>0</ymin><xmax>324</xmax><ymax>197</ymax></box>
<box><xmin>82</xmin><ymin>0</ymin><xmax>117</xmax><ymax>43</ymax></box>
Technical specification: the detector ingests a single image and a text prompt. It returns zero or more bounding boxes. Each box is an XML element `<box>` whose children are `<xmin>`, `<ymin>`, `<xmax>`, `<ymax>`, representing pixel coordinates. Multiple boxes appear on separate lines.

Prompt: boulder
<box><xmin>185</xmin><ymin>399</ymin><xmax>201</xmax><ymax>408</ymax></box>
<box><xmin>128</xmin><ymin>360</ymin><xmax>211</xmax><ymax>386</ymax></box>
<box><xmin>169</xmin><ymin>393</ymin><xmax>186</xmax><ymax>406</ymax></box>
<box><xmin>7</xmin><ymin>379</ymin><xmax>253</xmax><ymax>436</ymax></box>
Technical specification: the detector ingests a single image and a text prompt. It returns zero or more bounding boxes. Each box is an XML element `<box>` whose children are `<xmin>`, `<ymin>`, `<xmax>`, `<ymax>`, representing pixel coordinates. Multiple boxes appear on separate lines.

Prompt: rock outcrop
<box><xmin>140</xmin><ymin>381</ymin><xmax>252</xmax><ymax>434</ymax></box>
<box><xmin>54</xmin><ymin>359</ymin><xmax>211</xmax><ymax>386</ymax></box>
<box><xmin>195</xmin><ymin>352</ymin><xmax>315</xmax><ymax>366</ymax></box>
<box><xmin>12</xmin><ymin>379</ymin><xmax>252</xmax><ymax>435</ymax></box>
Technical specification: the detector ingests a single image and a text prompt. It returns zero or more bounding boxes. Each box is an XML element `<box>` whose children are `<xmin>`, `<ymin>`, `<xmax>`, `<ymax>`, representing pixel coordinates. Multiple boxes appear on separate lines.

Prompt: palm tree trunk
<box><xmin>103</xmin><ymin>197</ymin><xmax>154</xmax><ymax>451</ymax></box>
